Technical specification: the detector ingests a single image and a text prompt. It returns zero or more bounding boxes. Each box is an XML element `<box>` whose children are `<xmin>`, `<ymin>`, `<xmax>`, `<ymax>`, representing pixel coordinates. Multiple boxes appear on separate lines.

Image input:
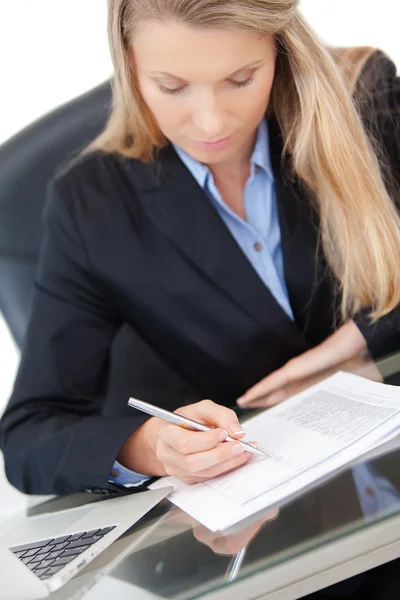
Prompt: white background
<box><xmin>0</xmin><ymin>0</ymin><xmax>399</xmax><ymax>517</ymax></box>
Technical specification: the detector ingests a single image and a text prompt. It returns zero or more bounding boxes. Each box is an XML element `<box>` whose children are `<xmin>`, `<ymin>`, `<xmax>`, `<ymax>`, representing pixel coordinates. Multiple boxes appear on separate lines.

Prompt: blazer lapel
<box><xmin>124</xmin><ymin>142</ymin><xmax>305</xmax><ymax>349</ymax></box>
<box><xmin>269</xmin><ymin>118</ymin><xmax>339</xmax><ymax>344</ymax></box>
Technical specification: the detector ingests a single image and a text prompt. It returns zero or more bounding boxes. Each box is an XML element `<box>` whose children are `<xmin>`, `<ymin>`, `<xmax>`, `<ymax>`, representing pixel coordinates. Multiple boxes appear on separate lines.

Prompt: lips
<box><xmin>193</xmin><ymin>135</ymin><xmax>233</xmax><ymax>151</ymax></box>
<box><xmin>198</xmin><ymin>135</ymin><xmax>231</xmax><ymax>143</ymax></box>
<box><xmin>199</xmin><ymin>136</ymin><xmax>230</xmax><ymax>143</ymax></box>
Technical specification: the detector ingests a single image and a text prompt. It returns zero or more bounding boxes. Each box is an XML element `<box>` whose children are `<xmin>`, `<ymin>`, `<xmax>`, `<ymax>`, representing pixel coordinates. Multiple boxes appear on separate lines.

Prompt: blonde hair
<box><xmin>87</xmin><ymin>0</ymin><xmax>400</xmax><ymax>323</ymax></box>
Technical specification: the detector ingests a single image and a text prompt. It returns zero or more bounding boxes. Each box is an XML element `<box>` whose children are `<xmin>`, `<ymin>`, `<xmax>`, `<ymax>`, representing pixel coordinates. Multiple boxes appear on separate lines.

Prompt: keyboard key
<box><xmin>35</xmin><ymin>559</ymin><xmax>55</xmax><ymax>570</ymax></box>
<box><xmin>21</xmin><ymin>549</ymin><xmax>39</xmax><ymax>559</ymax></box>
<box><xmin>82</xmin><ymin>529</ymin><xmax>101</xmax><ymax>539</ymax></box>
<box><xmin>34</xmin><ymin>567</ymin><xmax>51</xmax><ymax>579</ymax></box>
<box><xmin>51</xmin><ymin>543</ymin><xmax>69</xmax><ymax>553</ymax></box>
<box><xmin>96</xmin><ymin>526</ymin><xmax>116</xmax><ymax>536</ymax></box>
<box><xmin>14</xmin><ymin>551</ymin><xmax>27</xmax><ymax>559</ymax></box>
<box><xmin>60</xmin><ymin>546</ymin><xmax>89</xmax><ymax>558</ymax></box>
<box><xmin>11</xmin><ymin>539</ymin><xmax>54</xmax><ymax>553</ymax></box>
<box><xmin>67</xmin><ymin>539</ymin><xmax>96</xmax><ymax>550</ymax></box>
<box><xmin>52</xmin><ymin>555</ymin><xmax>76</xmax><ymax>567</ymax></box>
<box><xmin>52</xmin><ymin>535</ymin><xmax>71</xmax><ymax>545</ymax></box>
<box><xmin>36</xmin><ymin>546</ymin><xmax>55</xmax><ymax>556</ymax></box>
<box><xmin>43</xmin><ymin>565</ymin><xmax>64</xmax><ymax>578</ymax></box>
<box><xmin>72</xmin><ymin>536</ymin><xmax>100</xmax><ymax>547</ymax></box>
<box><xmin>32</xmin><ymin>554</ymin><xmax>50</xmax><ymax>564</ymax></box>
<box><xmin>46</xmin><ymin>550</ymin><xmax>64</xmax><ymax>560</ymax></box>
<box><xmin>67</xmin><ymin>532</ymin><xmax>86</xmax><ymax>542</ymax></box>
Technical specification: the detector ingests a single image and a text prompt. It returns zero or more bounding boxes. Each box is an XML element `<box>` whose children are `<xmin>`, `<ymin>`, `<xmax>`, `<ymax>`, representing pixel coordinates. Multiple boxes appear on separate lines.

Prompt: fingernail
<box><xmin>232</xmin><ymin>443</ymin><xmax>244</xmax><ymax>455</ymax></box>
<box><xmin>230</xmin><ymin>424</ymin><xmax>245</xmax><ymax>436</ymax></box>
<box><xmin>219</xmin><ymin>429</ymin><xmax>228</xmax><ymax>442</ymax></box>
<box><xmin>236</xmin><ymin>396</ymin><xmax>246</xmax><ymax>405</ymax></box>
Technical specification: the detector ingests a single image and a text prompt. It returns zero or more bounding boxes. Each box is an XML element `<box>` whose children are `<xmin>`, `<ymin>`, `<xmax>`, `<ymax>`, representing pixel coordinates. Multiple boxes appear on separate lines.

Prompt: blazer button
<box><xmin>254</xmin><ymin>242</ymin><xmax>263</xmax><ymax>252</ymax></box>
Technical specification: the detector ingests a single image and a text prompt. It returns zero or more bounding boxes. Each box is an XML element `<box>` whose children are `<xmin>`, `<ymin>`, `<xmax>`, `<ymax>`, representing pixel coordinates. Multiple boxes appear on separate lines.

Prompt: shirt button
<box><xmin>254</xmin><ymin>242</ymin><xmax>263</xmax><ymax>252</ymax></box>
<box><xmin>109</xmin><ymin>469</ymin><xmax>119</xmax><ymax>478</ymax></box>
<box><xmin>366</xmin><ymin>486</ymin><xmax>375</xmax><ymax>497</ymax></box>
<box><xmin>255</xmin><ymin>165</ymin><xmax>261</xmax><ymax>173</ymax></box>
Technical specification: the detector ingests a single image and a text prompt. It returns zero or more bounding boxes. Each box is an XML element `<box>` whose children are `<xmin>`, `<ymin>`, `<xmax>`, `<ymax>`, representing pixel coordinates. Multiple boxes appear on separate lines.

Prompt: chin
<box><xmin>193</xmin><ymin>144</ymin><xmax>236</xmax><ymax>160</ymax></box>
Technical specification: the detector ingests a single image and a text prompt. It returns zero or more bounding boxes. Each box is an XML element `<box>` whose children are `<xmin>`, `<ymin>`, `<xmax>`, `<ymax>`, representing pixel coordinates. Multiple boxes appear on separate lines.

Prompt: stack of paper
<box><xmin>150</xmin><ymin>371</ymin><xmax>400</xmax><ymax>531</ymax></box>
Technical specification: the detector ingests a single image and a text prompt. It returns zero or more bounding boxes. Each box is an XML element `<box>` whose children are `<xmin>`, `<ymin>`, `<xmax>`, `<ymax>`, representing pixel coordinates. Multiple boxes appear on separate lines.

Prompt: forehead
<box><xmin>132</xmin><ymin>21</ymin><xmax>274</xmax><ymax>80</ymax></box>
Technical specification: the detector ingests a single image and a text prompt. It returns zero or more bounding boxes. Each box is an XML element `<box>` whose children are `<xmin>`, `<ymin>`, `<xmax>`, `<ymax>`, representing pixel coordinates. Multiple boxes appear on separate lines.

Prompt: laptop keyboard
<box><xmin>10</xmin><ymin>526</ymin><xmax>116</xmax><ymax>580</ymax></box>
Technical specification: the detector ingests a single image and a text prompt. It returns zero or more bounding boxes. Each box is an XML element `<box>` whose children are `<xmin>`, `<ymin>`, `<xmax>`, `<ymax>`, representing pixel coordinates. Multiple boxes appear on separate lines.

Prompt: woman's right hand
<box><xmin>118</xmin><ymin>399</ymin><xmax>253</xmax><ymax>485</ymax></box>
<box><xmin>190</xmin><ymin>509</ymin><xmax>279</xmax><ymax>555</ymax></box>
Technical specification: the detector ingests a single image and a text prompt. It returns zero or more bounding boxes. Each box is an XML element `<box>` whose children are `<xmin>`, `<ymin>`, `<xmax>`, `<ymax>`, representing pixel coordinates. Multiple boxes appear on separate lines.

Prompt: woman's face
<box><xmin>132</xmin><ymin>22</ymin><xmax>277</xmax><ymax>166</ymax></box>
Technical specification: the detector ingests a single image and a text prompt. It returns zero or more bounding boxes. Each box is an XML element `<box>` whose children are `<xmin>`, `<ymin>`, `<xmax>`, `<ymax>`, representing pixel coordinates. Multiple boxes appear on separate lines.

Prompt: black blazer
<box><xmin>1</xmin><ymin>51</ymin><xmax>400</xmax><ymax>496</ymax></box>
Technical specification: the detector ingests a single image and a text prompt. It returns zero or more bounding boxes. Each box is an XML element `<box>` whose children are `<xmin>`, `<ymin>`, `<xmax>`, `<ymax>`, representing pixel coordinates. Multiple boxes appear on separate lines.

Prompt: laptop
<box><xmin>0</xmin><ymin>487</ymin><xmax>173</xmax><ymax>600</ymax></box>
<box><xmin>45</xmin><ymin>506</ymin><xmax>183</xmax><ymax>600</ymax></box>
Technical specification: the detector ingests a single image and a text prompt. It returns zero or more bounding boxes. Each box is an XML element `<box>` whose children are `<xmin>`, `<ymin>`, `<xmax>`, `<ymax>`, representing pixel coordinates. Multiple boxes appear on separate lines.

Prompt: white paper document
<box><xmin>150</xmin><ymin>371</ymin><xmax>400</xmax><ymax>531</ymax></box>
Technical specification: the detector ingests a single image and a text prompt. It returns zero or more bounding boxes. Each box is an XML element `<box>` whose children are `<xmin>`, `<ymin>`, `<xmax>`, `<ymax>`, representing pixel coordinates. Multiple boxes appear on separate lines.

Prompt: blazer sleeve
<box><xmin>0</xmin><ymin>180</ymin><xmax>148</xmax><ymax>495</ymax></box>
<box><xmin>352</xmin><ymin>51</ymin><xmax>400</xmax><ymax>357</ymax></box>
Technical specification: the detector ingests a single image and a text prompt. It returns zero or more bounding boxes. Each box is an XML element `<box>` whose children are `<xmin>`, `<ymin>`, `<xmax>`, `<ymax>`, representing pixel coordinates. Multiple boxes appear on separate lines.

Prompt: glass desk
<box><xmin>13</xmin><ymin>351</ymin><xmax>400</xmax><ymax>600</ymax></box>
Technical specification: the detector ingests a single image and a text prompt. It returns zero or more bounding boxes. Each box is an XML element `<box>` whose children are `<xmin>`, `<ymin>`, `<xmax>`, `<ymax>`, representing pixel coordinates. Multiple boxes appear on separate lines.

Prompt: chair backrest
<box><xmin>0</xmin><ymin>83</ymin><xmax>197</xmax><ymax>414</ymax></box>
<box><xmin>0</xmin><ymin>82</ymin><xmax>112</xmax><ymax>346</ymax></box>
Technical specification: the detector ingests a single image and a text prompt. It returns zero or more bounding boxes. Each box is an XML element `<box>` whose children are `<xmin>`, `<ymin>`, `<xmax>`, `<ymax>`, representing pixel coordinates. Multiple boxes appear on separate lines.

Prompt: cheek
<box><xmin>235</xmin><ymin>86</ymin><xmax>272</xmax><ymax>124</ymax></box>
<box><xmin>256</xmin><ymin>71</ymin><xmax>275</xmax><ymax>103</ymax></box>
<box><xmin>144</xmin><ymin>92</ymin><xmax>186</xmax><ymax>131</ymax></box>
<box><xmin>245</xmin><ymin>76</ymin><xmax>275</xmax><ymax>119</ymax></box>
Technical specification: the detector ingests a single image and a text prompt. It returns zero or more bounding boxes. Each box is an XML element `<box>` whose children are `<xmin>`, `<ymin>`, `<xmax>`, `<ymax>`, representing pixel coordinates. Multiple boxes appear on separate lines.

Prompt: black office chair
<box><xmin>0</xmin><ymin>82</ymin><xmax>197</xmax><ymax>416</ymax></box>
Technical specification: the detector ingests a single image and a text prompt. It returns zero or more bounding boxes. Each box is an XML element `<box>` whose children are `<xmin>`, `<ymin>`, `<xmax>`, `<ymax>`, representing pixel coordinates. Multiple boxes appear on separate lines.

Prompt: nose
<box><xmin>191</xmin><ymin>91</ymin><xmax>225</xmax><ymax>140</ymax></box>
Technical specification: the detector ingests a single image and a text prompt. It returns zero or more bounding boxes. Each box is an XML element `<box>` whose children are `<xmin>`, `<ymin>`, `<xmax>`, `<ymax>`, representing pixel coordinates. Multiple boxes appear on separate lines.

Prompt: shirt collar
<box><xmin>172</xmin><ymin>117</ymin><xmax>273</xmax><ymax>190</ymax></box>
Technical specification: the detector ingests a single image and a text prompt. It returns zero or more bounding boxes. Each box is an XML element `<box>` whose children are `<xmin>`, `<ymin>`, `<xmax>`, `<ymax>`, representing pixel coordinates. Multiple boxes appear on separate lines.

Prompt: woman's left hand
<box><xmin>237</xmin><ymin>320</ymin><xmax>377</xmax><ymax>408</ymax></box>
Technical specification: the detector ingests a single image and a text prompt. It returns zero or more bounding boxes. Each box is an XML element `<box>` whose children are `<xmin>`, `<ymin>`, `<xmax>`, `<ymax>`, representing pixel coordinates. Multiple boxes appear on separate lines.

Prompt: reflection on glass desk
<box><xmin>19</xmin><ymin>351</ymin><xmax>400</xmax><ymax>599</ymax></box>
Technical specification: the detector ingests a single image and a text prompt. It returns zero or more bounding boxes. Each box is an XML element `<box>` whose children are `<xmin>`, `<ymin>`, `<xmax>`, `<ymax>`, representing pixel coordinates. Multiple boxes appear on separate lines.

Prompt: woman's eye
<box><xmin>158</xmin><ymin>74</ymin><xmax>256</xmax><ymax>96</ymax></box>
<box><xmin>158</xmin><ymin>85</ymin><xmax>185</xmax><ymax>96</ymax></box>
<box><xmin>232</xmin><ymin>74</ymin><xmax>256</xmax><ymax>88</ymax></box>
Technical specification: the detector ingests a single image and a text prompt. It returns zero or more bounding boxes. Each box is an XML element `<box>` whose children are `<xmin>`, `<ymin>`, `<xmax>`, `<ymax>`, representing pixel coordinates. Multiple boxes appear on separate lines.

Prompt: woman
<box><xmin>1</xmin><ymin>1</ymin><xmax>400</xmax><ymax>499</ymax></box>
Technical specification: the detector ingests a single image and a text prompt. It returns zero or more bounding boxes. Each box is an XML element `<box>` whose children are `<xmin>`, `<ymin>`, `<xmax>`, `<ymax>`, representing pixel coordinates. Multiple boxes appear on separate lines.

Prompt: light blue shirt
<box><xmin>172</xmin><ymin>116</ymin><xmax>294</xmax><ymax>320</ymax></box>
<box><xmin>108</xmin><ymin>118</ymin><xmax>400</xmax><ymax>519</ymax></box>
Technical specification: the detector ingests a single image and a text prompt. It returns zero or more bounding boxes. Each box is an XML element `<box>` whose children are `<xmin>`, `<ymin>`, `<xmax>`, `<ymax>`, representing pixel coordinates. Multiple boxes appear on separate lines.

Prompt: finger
<box><xmin>176</xmin><ymin>455</ymin><xmax>250</xmax><ymax>486</ymax></box>
<box><xmin>191</xmin><ymin>522</ymin><xmax>242</xmax><ymax>556</ymax></box>
<box><xmin>238</xmin><ymin>321</ymin><xmax>367</xmax><ymax>407</ymax></box>
<box><xmin>189</xmin><ymin>439</ymin><xmax>249</xmax><ymax>474</ymax></box>
<box><xmin>237</xmin><ymin>342</ymin><xmax>338</xmax><ymax>406</ymax></box>
<box><xmin>264</xmin><ymin>386</ymin><xmax>301</xmax><ymax>406</ymax></box>
<box><xmin>241</xmin><ymin>389</ymin><xmax>289</xmax><ymax>408</ymax></box>
<box><xmin>207</xmin><ymin>511</ymin><xmax>280</xmax><ymax>555</ymax></box>
<box><xmin>202</xmin><ymin>534</ymin><xmax>244</xmax><ymax>556</ymax></box>
<box><xmin>160</xmin><ymin>438</ymin><xmax>251</xmax><ymax>477</ymax></box>
<box><xmin>193</xmin><ymin>511</ymin><xmax>279</xmax><ymax>552</ymax></box>
<box><xmin>208</xmin><ymin>518</ymin><xmax>268</xmax><ymax>555</ymax></box>
<box><xmin>195</xmin><ymin>450</ymin><xmax>252</xmax><ymax>480</ymax></box>
<box><xmin>237</xmin><ymin>366</ymin><xmax>291</xmax><ymax>406</ymax></box>
<box><xmin>158</xmin><ymin>422</ymin><xmax>228</xmax><ymax>454</ymax></box>
<box><xmin>179</xmin><ymin>399</ymin><xmax>246</xmax><ymax>439</ymax></box>
<box><xmin>176</xmin><ymin>453</ymin><xmax>251</xmax><ymax>484</ymax></box>
<box><xmin>191</xmin><ymin>523</ymin><xmax>217</xmax><ymax>546</ymax></box>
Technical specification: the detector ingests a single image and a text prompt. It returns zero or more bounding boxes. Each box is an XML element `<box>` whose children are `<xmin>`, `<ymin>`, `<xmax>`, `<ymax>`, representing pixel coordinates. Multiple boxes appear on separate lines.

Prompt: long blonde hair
<box><xmin>87</xmin><ymin>0</ymin><xmax>400</xmax><ymax>323</ymax></box>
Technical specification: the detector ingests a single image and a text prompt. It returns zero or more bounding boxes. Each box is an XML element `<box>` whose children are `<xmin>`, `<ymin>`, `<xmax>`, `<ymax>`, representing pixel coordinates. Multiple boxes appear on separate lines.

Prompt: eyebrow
<box><xmin>147</xmin><ymin>59</ymin><xmax>265</xmax><ymax>80</ymax></box>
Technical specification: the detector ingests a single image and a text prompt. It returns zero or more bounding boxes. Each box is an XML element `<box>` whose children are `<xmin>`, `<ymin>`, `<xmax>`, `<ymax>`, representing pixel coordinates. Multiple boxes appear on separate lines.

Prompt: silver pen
<box><xmin>128</xmin><ymin>397</ymin><xmax>268</xmax><ymax>458</ymax></box>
